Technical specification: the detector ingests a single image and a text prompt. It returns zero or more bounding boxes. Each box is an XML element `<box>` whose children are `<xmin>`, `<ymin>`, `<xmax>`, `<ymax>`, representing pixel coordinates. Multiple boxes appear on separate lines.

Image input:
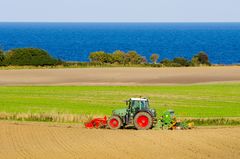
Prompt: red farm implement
<box><xmin>84</xmin><ymin>116</ymin><xmax>107</xmax><ymax>129</ymax></box>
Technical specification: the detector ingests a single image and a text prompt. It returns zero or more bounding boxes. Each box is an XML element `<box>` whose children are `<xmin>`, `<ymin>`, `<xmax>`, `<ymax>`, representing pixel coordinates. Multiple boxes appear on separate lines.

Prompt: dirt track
<box><xmin>0</xmin><ymin>66</ymin><xmax>240</xmax><ymax>85</ymax></box>
<box><xmin>0</xmin><ymin>122</ymin><xmax>239</xmax><ymax>159</ymax></box>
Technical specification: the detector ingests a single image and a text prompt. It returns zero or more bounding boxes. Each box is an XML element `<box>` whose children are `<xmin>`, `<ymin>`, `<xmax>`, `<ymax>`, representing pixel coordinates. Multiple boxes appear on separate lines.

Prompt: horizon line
<box><xmin>0</xmin><ymin>21</ymin><xmax>240</xmax><ymax>23</ymax></box>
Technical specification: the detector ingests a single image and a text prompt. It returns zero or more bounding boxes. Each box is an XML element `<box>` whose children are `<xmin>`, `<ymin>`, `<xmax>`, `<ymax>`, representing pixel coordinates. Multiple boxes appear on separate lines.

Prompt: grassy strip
<box><xmin>0</xmin><ymin>84</ymin><xmax>240</xmax><ymax>117</ymax></box>
<box><xmin>0</xmin><ymin>63</ymin><xmax>148</xmax><ymax>70</ymax></box>
<box><xmin>0</xmin><ymin>112</ymin><xmax>93</xmax><ymax>123</ymax></box>
<box><xmin>0</xmin><ymin>63</ymin><xmax>167</xmax><ymax>70</ymax></box>
<box><xmin>0</xmin><ymin>63</ymin><xmax>238</xmax><ymax>70</ymax></box>
<box><xmin>0</xmin><ymin>112</ymin><xmax>239</xmax><ymax>126</ymax></box>
<box><xmin>185</xmin><ymin>118</ymin><xmax>240</xmax><ymax>126</ymax></box>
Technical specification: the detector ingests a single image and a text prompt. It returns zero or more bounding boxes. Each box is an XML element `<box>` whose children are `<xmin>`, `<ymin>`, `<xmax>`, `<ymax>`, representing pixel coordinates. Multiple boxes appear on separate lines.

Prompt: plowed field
<box><xmin>0</xmin><ymin>66</ymin><xmax>240</xmax><ymax>85</ymax></box>
<box><xmin>0</xmin><ymin>122</ymin><xmax>239</xmax><ymax>159</ymax></box>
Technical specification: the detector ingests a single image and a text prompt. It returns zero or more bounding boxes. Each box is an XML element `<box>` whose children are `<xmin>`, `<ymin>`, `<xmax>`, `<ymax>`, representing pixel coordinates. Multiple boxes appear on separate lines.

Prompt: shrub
<box><xmin>0</xmin><ymin>50</ymin><xmax>5</xmax><ymax>66</ymax></box>
<box><xmin>151</xmin><ymin>63</ymin><xmax>163</xmax><ymax>67</ymax></box>
<box><xmin>160</xmin><ymin>57</ymin><xmax>192</xmax><ymax>67</ymax></box>
<box><xmin>89</xmin><ymin>50</ymin><xmax>145</xmax><ymax>65</ymax></box>
<box><xmin>89</xmin><ymin>51</ymin><xmax>113</xmax><ymax>64</ymax></box>
<box><xmin>160</xmin><ymin>58</ymin><xmax>173</xmax><ymax>67</ymax></box>
<box><xmin>173</xmin><ymin>57</ymin><xmax>191</xmax><ymax>66</ymax></box>
<box><xmin>4</xmin><ymin>48</ymin><xmax>59</xmax><ymax>66</ymax></box>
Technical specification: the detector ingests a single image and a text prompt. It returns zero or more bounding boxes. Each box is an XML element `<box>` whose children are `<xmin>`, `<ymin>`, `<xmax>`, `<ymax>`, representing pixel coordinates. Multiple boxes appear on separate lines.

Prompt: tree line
<box><xmin>0</xmin><ymin>48</ymin><xmax>211</xmax><ymax>67</ymax></box>
<box><xmin>89</xmin><ymin>50</ymin><xmax>211</xmax><ymax>66</ymax></box>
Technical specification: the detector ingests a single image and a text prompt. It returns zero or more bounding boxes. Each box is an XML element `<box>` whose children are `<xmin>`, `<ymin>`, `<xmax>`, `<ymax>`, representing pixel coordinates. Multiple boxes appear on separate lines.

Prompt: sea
<box><xmin>0</xmin><ymin>22</ymin><xmax>240</xmax><ymax>64</ymax></box>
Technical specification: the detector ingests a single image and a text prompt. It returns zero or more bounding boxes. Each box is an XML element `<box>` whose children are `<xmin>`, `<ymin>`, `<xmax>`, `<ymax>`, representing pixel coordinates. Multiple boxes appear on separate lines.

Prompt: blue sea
<box><xmin>0</xmin><ymin>22</ymin><xmax>240</xmax><ymax>64</ymax></box>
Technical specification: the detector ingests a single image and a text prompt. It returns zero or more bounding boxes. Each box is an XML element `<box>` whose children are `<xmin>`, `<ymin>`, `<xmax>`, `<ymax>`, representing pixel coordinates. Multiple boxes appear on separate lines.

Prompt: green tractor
<box><xmin>107</xmin><ymin>98</ymin><xmax>157</xmax><ymax>130</ymax></box>
<box><xmin>85</xmin><ymin>98</ymin><xmax>194</xmax><ymax>130</ymax></box>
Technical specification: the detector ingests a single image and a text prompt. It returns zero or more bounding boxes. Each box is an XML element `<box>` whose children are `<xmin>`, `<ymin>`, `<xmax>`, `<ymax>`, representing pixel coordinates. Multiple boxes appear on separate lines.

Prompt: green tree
<box><xmin>89</xmin><ymin>51</ymin><xmax>107</xmax><ymax>63</ymax></box>
<box><xmin>89</xmin><ymin>51</ymin><xmax>115</xmax><ymax>64</ymax></box>
<box><xmin>112</xmin><ymin>50</ymin><xmax>125</xmax><ymax>64</ymax></box>
<box><xmin>125</xmin><ymin>51</ymin><xmax>144</xmax><ymax>64</ymax></box>
<box><xmin>4</xmin><ymin>48</ymin><xmax>59</xmax><ymax>66</ymax></box>
<box><xmin>192</xmin><ymin>51</ymin><xmax>211</xmax><ymax>66</ymax></box>
<box><xmin>142</xmin><ymin>56</ymin><xmax>148</xmax><ymax>64</ymax></box>
<box><xmin>105</xmin><ymin>53</ymin><xmax>114</xmax><ymax>64</ymax></box>
<box><xmin>0</xmin><ymin>50</ymin><xmax>5</xmax><ymax>66</ymax></box>
<box><xmin>150</xmin><ymin>53</ymin><xmax>159</xmax><ymax>64</ymax></box>
<box><xmin>191</xmin><ymin>57</ymin><xmax>200</xmax><ymax>66</ymax></box>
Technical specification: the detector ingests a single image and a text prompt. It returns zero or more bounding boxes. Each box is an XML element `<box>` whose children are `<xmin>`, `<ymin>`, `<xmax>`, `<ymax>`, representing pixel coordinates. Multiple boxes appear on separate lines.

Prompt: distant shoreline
<box><xmin>1</xmin><ymin>21</ymin><xmax>240</xmax><ymax>23</ymax></box>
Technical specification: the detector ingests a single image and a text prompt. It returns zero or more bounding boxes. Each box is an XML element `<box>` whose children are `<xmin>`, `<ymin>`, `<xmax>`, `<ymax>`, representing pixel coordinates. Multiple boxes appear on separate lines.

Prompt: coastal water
<box><xmin>0</xmin><ymin>22</ymin><xmax>240</xmax><ymax>64</ymax></box>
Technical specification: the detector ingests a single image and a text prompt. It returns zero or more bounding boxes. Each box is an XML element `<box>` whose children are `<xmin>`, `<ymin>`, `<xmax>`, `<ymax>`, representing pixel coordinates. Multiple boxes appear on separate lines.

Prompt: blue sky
<box><xmin>0</xmin><ymin>0</ymin><xmax>239</xmax><ymax>22</ymax></box>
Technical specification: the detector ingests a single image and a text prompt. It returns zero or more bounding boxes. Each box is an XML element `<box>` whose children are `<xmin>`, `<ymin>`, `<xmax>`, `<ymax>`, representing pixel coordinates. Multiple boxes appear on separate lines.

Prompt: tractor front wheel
<box><xmin>134</xmin><ymin>112</ymin><xmax>153</xmax><ymax>130</ymax></box>
<box><xmin>107</xmin><ymin>116</ymin><xmax>122</xmax><ymax>129</ymax></box>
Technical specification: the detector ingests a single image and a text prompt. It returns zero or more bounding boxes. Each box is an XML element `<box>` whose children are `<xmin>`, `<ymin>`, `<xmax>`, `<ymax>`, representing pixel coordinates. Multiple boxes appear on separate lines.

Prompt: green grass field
<box><xmin>0</xmin><ymin>83</ymin><xmax>239</xmax><ymax>118</ymax></box>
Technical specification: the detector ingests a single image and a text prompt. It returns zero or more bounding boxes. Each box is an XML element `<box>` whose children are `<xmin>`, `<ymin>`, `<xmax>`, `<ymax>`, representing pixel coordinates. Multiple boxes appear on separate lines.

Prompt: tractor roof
<box><xmin>130</xmin><ymin>98</ymin><xmax>148</xmax><ymax>101</ymax></box>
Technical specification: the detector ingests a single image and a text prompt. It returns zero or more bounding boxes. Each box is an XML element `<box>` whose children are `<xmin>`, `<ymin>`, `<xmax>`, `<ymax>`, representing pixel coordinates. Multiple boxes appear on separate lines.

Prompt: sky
<box><xmin>0</xmin><ymin>0</ymin><xmax>240</xmax><ymax>22</ymax></box>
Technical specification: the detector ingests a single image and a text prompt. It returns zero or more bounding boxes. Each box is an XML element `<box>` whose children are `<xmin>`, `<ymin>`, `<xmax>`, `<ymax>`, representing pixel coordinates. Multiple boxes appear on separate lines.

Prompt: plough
<box><xmin>84</xmin><ymin>116</ymin><xmax>107</xmax><ymax>129</ymax></box>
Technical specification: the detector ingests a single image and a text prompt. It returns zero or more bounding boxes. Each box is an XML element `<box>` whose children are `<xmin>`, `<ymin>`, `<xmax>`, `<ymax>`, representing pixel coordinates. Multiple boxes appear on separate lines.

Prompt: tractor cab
<box><xmin>127</xmin><ymin>98</ymin><xmax>149</xmax><ymax>113</ymax></box>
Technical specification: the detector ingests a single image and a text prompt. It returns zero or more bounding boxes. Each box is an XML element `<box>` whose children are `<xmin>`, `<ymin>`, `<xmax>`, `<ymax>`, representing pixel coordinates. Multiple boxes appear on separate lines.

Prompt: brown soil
<box><xmin>0</xmin><ymin>121</ymin><xmax>239</xmax><ymax>159</ymax></box>
<box><xmin>0</xmin><ymin>66</ymin><xmax>239</xmax><ymax>85</ymax></box>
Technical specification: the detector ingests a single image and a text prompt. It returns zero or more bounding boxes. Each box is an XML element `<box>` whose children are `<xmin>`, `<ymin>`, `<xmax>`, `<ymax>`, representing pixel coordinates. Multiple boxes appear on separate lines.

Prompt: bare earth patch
<box><xmin>0</xmin><ymin>66</ymin><xmax>239</xmax><ymax>85</ymax></box>
<box><xmin>0</xmin><ymin>121</ymin><xmax>239</xmax><ymax>159</ymax></box>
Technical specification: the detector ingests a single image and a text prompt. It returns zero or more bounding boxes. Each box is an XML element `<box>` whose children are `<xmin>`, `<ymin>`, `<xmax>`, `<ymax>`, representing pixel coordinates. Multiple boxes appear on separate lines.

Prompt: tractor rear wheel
<box><xmin>134</xmin><ymin>112</ymin><xmax>153</xmax><ymax>130</ymax></box>
<box><xmin>107</xmin><ymin>116</ymin><xmax>122</xmax><ymax>129</ymax></box>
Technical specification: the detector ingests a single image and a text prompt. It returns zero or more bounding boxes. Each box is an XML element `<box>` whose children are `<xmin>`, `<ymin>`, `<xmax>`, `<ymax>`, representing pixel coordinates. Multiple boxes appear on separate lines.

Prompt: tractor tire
<box><xmin>134</xmin><ymin>112</ymin><xmax>153</xmax><ymax>130</ymax></box>
<box><xmin>107</xmin><ymin>116</ymin><xmax>122</xmax><ymax>130</ymax></box>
